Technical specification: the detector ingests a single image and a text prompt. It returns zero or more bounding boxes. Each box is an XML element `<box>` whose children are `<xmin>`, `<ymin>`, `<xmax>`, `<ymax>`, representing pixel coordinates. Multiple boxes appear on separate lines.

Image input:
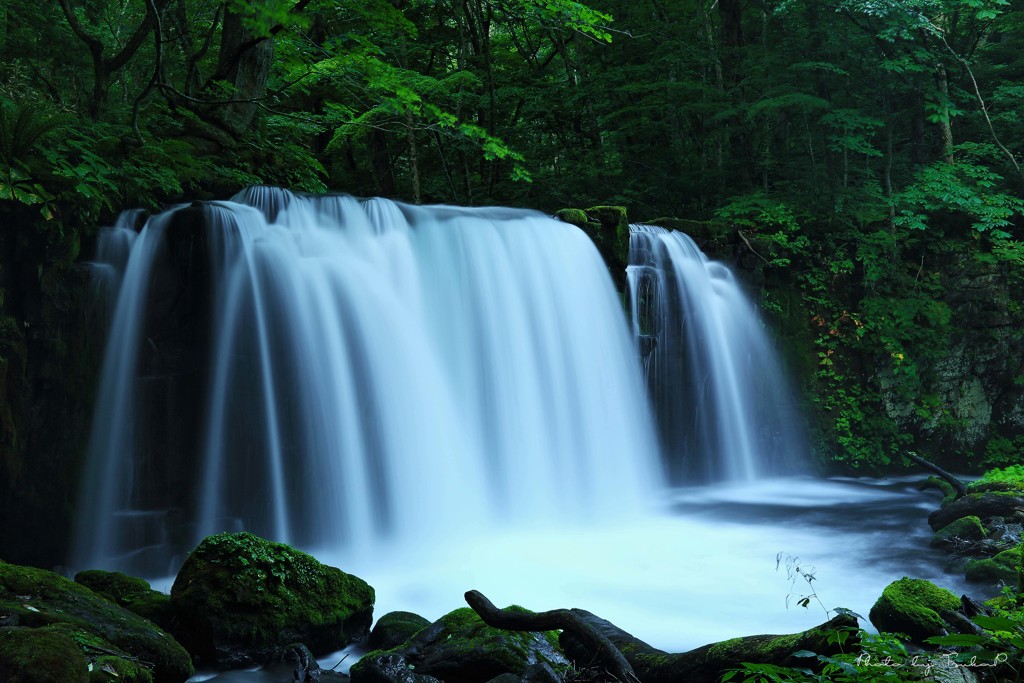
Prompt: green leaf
<box><xmin>925</xmin><ymin>633</ymin><xmax>989</xmax><ymax>646</ymax></box>
<box><xmin>974</xmin><ymin>615</ymin><xmax>1020</xmax><ymax>632</ymax></box>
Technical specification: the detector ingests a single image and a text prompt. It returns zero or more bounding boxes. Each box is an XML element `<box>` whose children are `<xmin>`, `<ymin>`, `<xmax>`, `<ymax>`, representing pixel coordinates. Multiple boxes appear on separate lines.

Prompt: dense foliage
<box><xmin>0</xmin><ymin>0</ymin><xmax>1021</xmax><ymax>472</ymax></box>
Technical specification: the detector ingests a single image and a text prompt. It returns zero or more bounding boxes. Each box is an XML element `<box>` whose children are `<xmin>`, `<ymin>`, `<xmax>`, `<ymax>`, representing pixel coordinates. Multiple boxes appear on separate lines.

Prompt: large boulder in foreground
<box><xmin>0</xmin><ymin>560</ymin><xmax>193</xmax><ymax>683</ymax></box>
<box><xmin>74</xmin><ymin>569</ymin><xmax>175</xmax><ymax>631</ymax></box>
<box><xmin>869</xmin><ymin>577</ymin><xmax>962</xmax><ymax>642</ymax></box>
<box><xmin>0</xmin><ymin>626</ymin><xmax>90</xmax><ymax>683</ymax></box>
<box><xmin>170</xmin><ymin>531</ymin><xmax>374</xmax><ymax>667</ymax></box>
<box><xmin>351</xmin><ymin>606</ymin><xmax>569</xmax><ymax>683</ymax></box>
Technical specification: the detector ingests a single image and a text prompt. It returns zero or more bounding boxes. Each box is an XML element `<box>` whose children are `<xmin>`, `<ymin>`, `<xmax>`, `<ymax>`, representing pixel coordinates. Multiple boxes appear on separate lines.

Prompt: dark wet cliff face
<box><xmin>881</xmin><ymin>263</ymin><xmax>1024</xmax><ymax>456</ymax></box>
<box><xmin>0</xmin><ymin>205</ymin><xmax>103</xmax><ymax>569</ymax></box>
<box><xmin>0</xmin><ymin>204</ymin><xmax>216</xmax><ymax>570</ymax></box>
<box><xmin>711</xmin><ymin>227</ymin><xmax>1024</xmax><ymax>469</ymax></box>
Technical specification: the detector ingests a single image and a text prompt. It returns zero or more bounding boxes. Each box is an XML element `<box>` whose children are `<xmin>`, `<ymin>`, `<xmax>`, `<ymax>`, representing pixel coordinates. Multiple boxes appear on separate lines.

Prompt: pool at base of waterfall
<box><xmin>178</xmin><ymin>475</ymin><xmax>977</xmax><ymax>682</ymax></box>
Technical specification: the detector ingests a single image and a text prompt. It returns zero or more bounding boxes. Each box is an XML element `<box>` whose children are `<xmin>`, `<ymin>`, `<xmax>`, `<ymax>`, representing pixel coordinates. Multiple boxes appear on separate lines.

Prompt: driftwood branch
<box><xmin>558</xmin><ymin>609</ymin><xmax>859</xmax><ymax>683</ymax></box>
<box><xmin>466</xmin><ymin>590</ymin><xmax>859</xmax><ymax>683</ymax></box>
<box><xmin>907</xmin><ymin>451</ymin><xmax>967</xmax><ymax>500</ymax></box>
<box><xmin>464</xmin><ymin>590</ymin><xmax>639</xmax><ymax>683</ymax></box>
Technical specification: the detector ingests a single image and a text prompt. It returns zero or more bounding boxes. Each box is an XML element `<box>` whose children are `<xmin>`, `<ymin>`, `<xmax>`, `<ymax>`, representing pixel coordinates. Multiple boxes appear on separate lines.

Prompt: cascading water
<box><xmin>72</xmin><ymin>193</ymin><xmax>973</xmax><ymax>653</ymax></box>
<box><xmin>627</xmin><ymin>225</ymin><xmax>807</xmax><ymax>482</ymax></box>
<box><xmin>74</xmin><ymin>187</ymin><xmax>662</xmax><ymax>574</ymax></box>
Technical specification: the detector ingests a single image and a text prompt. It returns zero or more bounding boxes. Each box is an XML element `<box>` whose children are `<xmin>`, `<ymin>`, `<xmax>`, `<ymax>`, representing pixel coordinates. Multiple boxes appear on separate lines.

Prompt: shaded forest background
<box><xmin>1</xmin><ymin>0</ymin><xmax>1024</xmax><ymax>565</ymax></box>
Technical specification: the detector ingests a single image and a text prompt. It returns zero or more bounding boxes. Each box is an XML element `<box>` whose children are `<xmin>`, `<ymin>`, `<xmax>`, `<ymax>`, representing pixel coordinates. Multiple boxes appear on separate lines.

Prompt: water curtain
<box><xmin>74</xmin><ymin>189</ymin><xmax>661</xmax><ymax>574</ymax></box>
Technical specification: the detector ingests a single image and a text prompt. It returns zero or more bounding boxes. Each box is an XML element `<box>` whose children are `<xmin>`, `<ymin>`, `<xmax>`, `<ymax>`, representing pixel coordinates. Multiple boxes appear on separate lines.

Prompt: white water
<box><xmin>628</xmin><ymin>226</ymin><xmax>807</xmax><ymax>482</ymax></box>
<box><xmin>75</xmin><ymin>192</ymin><xmax>970</xmax><ymax>665</ymax></box>
<box><xmin>310</xmin><ymin>477</ymin><xmax>967</xmax><ymax>653</ymax></box>
<box><xmin>74</xmin><ymin>188</ymin><xmax>661</xmax><ymax>572</ymax></box>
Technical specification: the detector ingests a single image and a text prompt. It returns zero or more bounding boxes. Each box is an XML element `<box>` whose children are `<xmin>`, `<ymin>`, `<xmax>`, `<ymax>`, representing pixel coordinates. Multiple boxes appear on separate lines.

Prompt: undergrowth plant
<box><xmin>721</xmin><ymin>555</ymin><xmax>919</xmax><ymax>682</ymax></box>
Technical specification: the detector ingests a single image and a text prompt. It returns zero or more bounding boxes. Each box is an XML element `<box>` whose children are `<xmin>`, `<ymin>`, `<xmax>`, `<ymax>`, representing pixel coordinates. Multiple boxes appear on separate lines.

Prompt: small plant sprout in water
<box><xmin>776</xmin><ymin>552</ymin><xmax>830</xmax><ymax>618</ymax></box>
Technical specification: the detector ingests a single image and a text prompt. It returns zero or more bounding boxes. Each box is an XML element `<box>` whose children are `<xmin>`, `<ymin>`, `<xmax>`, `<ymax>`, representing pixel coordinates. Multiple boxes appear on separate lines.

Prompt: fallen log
<box><xmin>464</xmin><ymin>590</ymin><xmax>639</xmax><ymax>683</ymax></box>
<box><xmin>558</xmin><ymin>609</ymin><xmax>858</xmax><ymax>683</ymax></box>
<box><xmin>464</xmin><ymin>590</ymin><xmax>858</xmax><ymax>683</ymax></box>
<box><xmin>907</xmin><ymin>451</ymin><xmax>967</xmax><ymax>500</ymax></box>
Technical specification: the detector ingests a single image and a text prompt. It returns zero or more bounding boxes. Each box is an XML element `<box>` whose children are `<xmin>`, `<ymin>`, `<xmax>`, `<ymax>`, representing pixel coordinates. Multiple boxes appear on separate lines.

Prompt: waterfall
<box><xmin>627</xmin><ymin>225</ymin><xmax>806</xmax><ymax>482</ymax></box>
<box><xmin>73</xmin><ymin>188</ymin><xmax>662</xmax><ymax>574</ymax></box>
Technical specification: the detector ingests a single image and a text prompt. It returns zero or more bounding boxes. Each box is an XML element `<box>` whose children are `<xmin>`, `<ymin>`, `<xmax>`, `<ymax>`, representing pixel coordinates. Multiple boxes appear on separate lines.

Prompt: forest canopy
<box><xmin>2</xmin><ymin>0</ymin><xmax>1021</xmax><ymax>223</ymax></box>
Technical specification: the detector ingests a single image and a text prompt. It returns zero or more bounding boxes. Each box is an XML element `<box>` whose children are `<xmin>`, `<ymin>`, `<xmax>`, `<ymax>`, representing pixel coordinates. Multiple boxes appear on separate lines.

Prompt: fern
<box><xmin>0</xmin><ymin>100</ymin><xmax>69</xmax><ymax>166</ymax></box>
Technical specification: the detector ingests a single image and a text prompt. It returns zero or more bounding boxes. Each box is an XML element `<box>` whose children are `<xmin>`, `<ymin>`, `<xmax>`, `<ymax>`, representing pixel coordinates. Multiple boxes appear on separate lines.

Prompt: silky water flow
<box><xmin>74</xmin><ymin>191</ymin><xmax>964</xmax><ymax>652</ymax></box>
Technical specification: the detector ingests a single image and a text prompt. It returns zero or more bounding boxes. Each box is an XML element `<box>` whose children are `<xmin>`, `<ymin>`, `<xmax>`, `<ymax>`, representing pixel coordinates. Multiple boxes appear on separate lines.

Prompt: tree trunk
<box><xmin>369</xmin><ymin>130</ymin><xmax>396</xmax><ymax>197</ymax></box>
<box><xmin>937</xmin><ymin>66</ymin><xmax>954</xmax><ymax>164</ymax></box>
<box><xmin>209</xmin><ymin>5</ymin><xmax>275</xmax><ymax>137</ymax></box>
<box><xmin>406</xmin><ymin>111</ymin><xmax>421</xmax><ymax>204</ymax></box>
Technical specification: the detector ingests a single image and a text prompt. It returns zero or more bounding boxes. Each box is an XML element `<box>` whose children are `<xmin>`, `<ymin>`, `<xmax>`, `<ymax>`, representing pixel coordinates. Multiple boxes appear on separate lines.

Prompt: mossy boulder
<box><xmin>0</xmin><ymin>626</ymin><xmax>90</xmax><ymax>683</ymax></box>
<box><xmin>0</xmin><ymin>560</ymin><xmax>193</xmax><ymax>683</ymax></box>
<box><xmin>74</xmin><ymin>570</ymin><xmax>174</xmax><ymax>631</ymax></box>
<box><xmin>928</xmin><ymin>492</ymin><xmax>1024</xmax><ymax>531</ymax></box>
<box><xmin>555</xmin><ymin>206</ymin><xmax>629</xmax><ymax>290</ymax></box>
<box><xmin>966</xmin><ymin>466</ymin><xmax>1024</xmax><ymax>495</ymax></box>
<box><xmin>170</xmin><ymin>531</ymin><xmax>374</xmax><ymax>667</ymax></box>
<box><xmin>930</xmin><ymin>515</ymin><xmax>988</xmax><ymax>547</ymax></box>
<box><xmin>965</xmin><ymin>545</ymin><xmax>1022</xmax><ymax>585</ymax></box>
<box><xmin>367</xmin><ymin>611</ymin><xmax>431</xmax><ymax>651</ymax></box>
<box><xmin>351</xmin><ymin>606</ymin><xmax>569</xmax><ymax>683</ymax></box>
<box><xmin>868</xmin><ymin>577</ymin><xmax>962</xmax><ymax>643</ymax></box>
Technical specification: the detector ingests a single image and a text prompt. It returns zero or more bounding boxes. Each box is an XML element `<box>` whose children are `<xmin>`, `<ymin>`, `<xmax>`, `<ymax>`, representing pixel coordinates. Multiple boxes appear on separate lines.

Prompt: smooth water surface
<box><xmin>313</xmin><ymin>476</ymin><xmax>970</xmax><ymax>653</ymax></box>
<box><xmin>180</xmin><ymin>475</ymin><xmax>968</xmax><ymax>683</ymax></box>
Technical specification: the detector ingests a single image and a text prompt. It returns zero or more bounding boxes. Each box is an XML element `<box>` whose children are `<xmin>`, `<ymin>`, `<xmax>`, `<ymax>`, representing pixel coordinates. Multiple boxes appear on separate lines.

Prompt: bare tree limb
<box><xmin>937</xmin><ymin>33</ymin><xmax>1023</xmax><ymax>181</ymax></box>
<box><xmin>131</xmin><ymin>0</ymin><xmax>165</xmax><ymax>144</ymax></box>
<box><xmin>907</xmin><ymin>451</ymin><xmax>967</xmax><ymax>500</ymax></box>
<box><xmin>737</xmin><ymin>229</ymin><xmax>773</xmax><ymax>266</ymax></box>
<box><xmin>464</xmin><ymin>590</ymin><xmax>640</xmax><ymax>683</ymax></box>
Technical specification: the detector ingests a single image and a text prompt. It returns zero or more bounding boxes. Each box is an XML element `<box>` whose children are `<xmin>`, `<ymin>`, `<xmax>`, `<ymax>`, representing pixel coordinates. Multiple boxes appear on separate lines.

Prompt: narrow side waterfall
<box><xmin>74</xmin><ymin>188</ymin><xmax>662</xmax><ymax>574</ymax></box>
<box><xmin>627</xmin><ymin>225</ymin><xmax>807</xmax><ymax>482</ymax></box>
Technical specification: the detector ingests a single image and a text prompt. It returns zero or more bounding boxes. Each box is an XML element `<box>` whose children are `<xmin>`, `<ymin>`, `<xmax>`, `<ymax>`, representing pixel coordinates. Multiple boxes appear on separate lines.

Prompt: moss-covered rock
<box><xmin>868</xmin><ymin>577</ymin><xmax>962</xmax><ymax>643</ymax></box>
<box><xmin>554</xmin><ymin>206</ymin><xmax>629</xmax><ymax>290</ymax></box>
<box><xmin>74</xmin><ymin>570</ymin><xmax>174</xmax><ymax>631</ymax></box>
<box><xmin>930</xmin><ymin>515</ymin><xmax>988</xmax><ymax>547</ymax></box>
<box><xmin>351</xmin><ymin>606</ymin><xmax>569</xmax><ymax>683</ymax></box>
<box><xmin>967</xmin><ymin>466</ymin><xmax>1024</xmax><ymax>495</ymax></box>
<box><xmin>965</xmin><ymin>558</ymin><xmax>1017</xmax><ymax>585</ymax></box>
<box><xmin>0</xmin><ymin>560</ymin><xmax>192</xmax><ymax>683</ymax></box>
<box><xmin>170</xmin><ymin>531</ymin><xmax>374</xmax><ymax>667</ymax></box>
<box><xmin>928</xmin><ymin>492</ymin><xmax>1024</xmax><ymax>531</ymax></box>
<box><xmin>45</xmin><ymin>623</ymin><xmax>156</xmax><ymax>683</ymax></box>
<box><xmin>965</xmin><ymin>545</ymin><xmax>1022</xmax><ymax>585</ymax></box>
<box><xmin>367</xmin><ymin>611</ymin><xmax>431</xmax><ymax>651</ymax></box>
<box><xmin>0</xmin><ymin>626</ymin><xmax>90</xmax><ymax>683</ymax></box>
